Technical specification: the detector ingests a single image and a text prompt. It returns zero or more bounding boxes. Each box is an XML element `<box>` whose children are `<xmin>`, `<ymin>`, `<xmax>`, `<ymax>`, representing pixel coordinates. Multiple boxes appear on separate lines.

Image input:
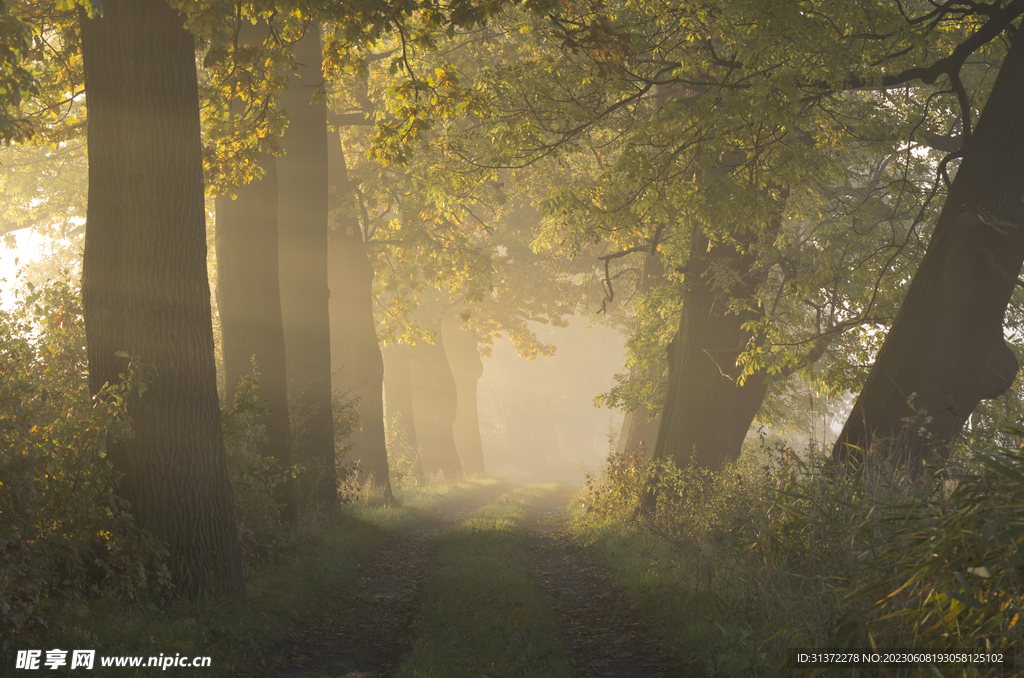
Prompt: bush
<box><xmin>287</xmin><ymin>379</ymin><xmax>360</xmax><ymax>510</ymax></box>
<box><xmin>0</xmin><ymin>279</ymin><xmax>170</xmax><ymax>645</ymax></box>
<box><xmin>220</xmin><ymin>367</ymin><xmax>291</xmax><ymax>569</ymax></box>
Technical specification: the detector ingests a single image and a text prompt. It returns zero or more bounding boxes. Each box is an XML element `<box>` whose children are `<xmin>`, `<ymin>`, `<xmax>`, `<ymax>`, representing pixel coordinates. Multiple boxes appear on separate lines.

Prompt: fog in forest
<box><xmin>477</xmin><ymin>318</ymin><xmax>625</xmax><ymax>484</ymax></box>
<box><xmin>6</xmin><ymin>3</ymin><xmax>1024</xmax><ymax>671</ymax></box>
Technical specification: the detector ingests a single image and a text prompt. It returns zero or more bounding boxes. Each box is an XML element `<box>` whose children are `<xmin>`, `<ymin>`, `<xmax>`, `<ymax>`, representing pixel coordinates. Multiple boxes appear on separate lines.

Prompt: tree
<box><xmin>277</xmin><ymin>24</ymin><xmax>337</xmax><ymax>506</ymax></box>
<box><xmin>444</xmin><ymin>316</ymin><xmax>486</xmax><ymax>474</ymax></box>
<box><xmin>383</xmin><ymin>342</ymin><xmax>420</xmax><ymax>453</ymax></box>
<box><xmin>422</xmin><ymin>1</ymin><xmax>1007</xmax><ymax>472</ymax></box>
<box><xmin>213</xmin><ymin>18</ymin><xmax>297</xmax><ymax>524</ymax></box>
<box><xmin>216</xmin><ymin>150</ymin><xmax>298</xmax><ymax>523</ymax></box>
<box><xmin>327</xmin><ymin>119</ymin><xmax>394</xmax><ymax>501</ymax></box>
<box><xmin>78</xmin><ymin>0</ymin><xmax>243</xmax><ymax>600</ymax></box>
<box><xmin>834</xmin><ymin>29</ymin><xmax>1024</xmax><ymax>470</ymax></box>
<box><xmin>408</xmin><ymin>298</ymin><xmax>463</xmax><ymax>478</ymax></box>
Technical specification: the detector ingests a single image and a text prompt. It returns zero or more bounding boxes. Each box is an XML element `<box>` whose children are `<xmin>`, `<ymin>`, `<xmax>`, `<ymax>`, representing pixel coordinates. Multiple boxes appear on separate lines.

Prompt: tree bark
<box><xmin>616</xmin><ymin>404</ymin><xmax>661</xmax><ymax>457</ymax></box>
<box><xmin>443</xmin><ymin>317</ymin><xmax>486</xmax><ymax>475</ymax></box>
<box><xmin>652</xmin><ymin>226</ymin><xmax>770</xmax><ymax>471</ymax></box>
<box><xmin>278</xmin><ymin>27</ymin><xmax>337</xmax><ymax>507</ymax></box>
<box><xmin>383</xmin><ymin>343</ymin><xmax>419</xmax><ymax>453</ymax></box>
<box><xmin>616</xmin><ymin>248</ymin><xmax>665</xmax><ymax>457</ymax></box>
<box><xmin>408</xmin><ymin>335</ymin><xmax>462</xmax><ymax>478</ymax></box>
<box><xmin>79</xmin><ymin>0</ymin><xmax>244</xmax><ymax>600</ymax></box>
<box><xmin>327</xmin><ymin>129</ymin><xmax>393</xmax><ymax>501</ymax></box>
<box><xmin>833</xmin><ymin>36</ymin><xmax>1024</xmax><ymax>469</ymax></box>
<box><xmin>215</xmin><ymin>148</ymin><xmax>298</xmax><ymax>525</ymax></box>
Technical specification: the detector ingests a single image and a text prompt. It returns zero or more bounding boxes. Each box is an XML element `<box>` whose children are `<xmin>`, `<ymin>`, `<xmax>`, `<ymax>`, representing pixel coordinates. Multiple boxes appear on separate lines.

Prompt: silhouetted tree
<box><xmin>834</xmin><ymin>34</ymin><xmax>1024</xmax><ymax>470</ymax></box>
<box><xmin>79</xmin><ymin>0</ymin><xmax>243</xmax><ymax>600</ymax></box>
<box><xmin>444</xmin><ymin>317</ymin><xmax>486</xmax><ymax>475</ymax></box>
<box><xmin>278</xmin><ymin>26</ymin><xmax>337</xmax><ymax>506</ymax></box>
<box><xmin>328</xmin><ymin>126</ymin><xmax>393</xmax><ymax>500</ymax></box>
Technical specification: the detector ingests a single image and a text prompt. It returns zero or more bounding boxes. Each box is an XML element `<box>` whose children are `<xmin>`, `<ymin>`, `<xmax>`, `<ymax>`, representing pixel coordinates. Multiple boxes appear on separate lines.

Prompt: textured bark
<box><xmin>834</xmin><ymin>37</ymin><xmax>1024</xmax><ymax>469</ymax></box>
<box><xmin>616</xmin><ymin>405</ymin><xmax>661</xmax><ymax>457</ymax></box>
<box><xmin>383</xmin><ymin>343</ymin><xmax>419</xmax><ymax>453</ymax></box>
<box><xmin>443</xmin><ymin>317</ymin><xmax>486</xmax><ymax>475</ymax></box>
<box><xmin>652</xmin><ymin>227</ymin><xmax>770</xmax><ymax>471</ymax></box>
<box><xmin>215</xmin><ymin>149</ymin><xmax>297</xmax><ymax>525</ymax></box>
<box><xmin>616</xmin><ymin>248</ymin><xmax>665</xmax><ymax>457</ymax></box>
<box><xmin>278</xmin><ymin>28</ymin><xmax>337</xmax><ymax>507</ymax></box>
<box><xmin>79</xmin><ymin>0</ymin><xmax>244</xmax><ymax>600</ymax></box>
<box><xmin>327</xmin><ymin>130</ymin><xmax>393</xmax><ymax>500</ymax></box>
<box><xmin>409</xmin><ymin>336</ymin><xmax>463</xmax><ymax>479</ymax></box>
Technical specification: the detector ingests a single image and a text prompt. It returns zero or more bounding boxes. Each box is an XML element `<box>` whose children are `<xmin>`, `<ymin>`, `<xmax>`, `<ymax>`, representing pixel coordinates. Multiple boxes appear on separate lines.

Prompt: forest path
<box><xmin>251</xmin><ymin>481</ymin><xmax>512</xmax><ymax>678</ymax></box>
<box><xmin>247</xmin><ymin>481</ymin><xmax>685</xmax><ymax>678</ymax></box>
<box><xmin>521</xmin><ymin>486</ymin><xmax>684</xmax><ymax>678</ymax></box>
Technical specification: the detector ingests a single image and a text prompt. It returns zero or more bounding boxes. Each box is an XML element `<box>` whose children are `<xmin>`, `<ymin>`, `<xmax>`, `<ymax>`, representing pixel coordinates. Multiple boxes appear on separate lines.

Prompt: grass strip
<box><xmin>395</xmin><ymin>482</ymin><xmax>573</xmax><ymax>678</ymax></box>
<box><xmin>4</xmin><ymin>478</ymin><xmax>510</xmax><ymax>677</ymax></box>
<box><xmin>566</xmin><ymin>498</ymin><xmax>749</xmax><ymax>677</ymax></box>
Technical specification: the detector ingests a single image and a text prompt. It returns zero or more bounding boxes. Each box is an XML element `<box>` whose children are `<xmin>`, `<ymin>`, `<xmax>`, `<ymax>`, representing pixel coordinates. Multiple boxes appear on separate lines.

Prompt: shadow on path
<box><xmin>243</xmin><ymin>482</ymin><xmax>509</xmax><ymax>678</ymax></box>
<box><xmin>523</xmin><ymin>486</ymin><xmax>687</xmax><ymax>678</ymax></box>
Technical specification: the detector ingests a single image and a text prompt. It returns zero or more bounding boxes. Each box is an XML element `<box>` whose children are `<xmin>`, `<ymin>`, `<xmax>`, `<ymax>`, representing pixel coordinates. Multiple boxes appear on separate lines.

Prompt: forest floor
<box><xmin>243</xmin><ymin>482</ymin><xmax>684</xmax><ymax>678</ymax></box>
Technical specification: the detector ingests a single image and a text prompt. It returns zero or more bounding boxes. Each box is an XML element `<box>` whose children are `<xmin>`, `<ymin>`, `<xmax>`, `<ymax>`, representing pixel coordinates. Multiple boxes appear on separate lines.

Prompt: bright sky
<box><xmin>0</xmin><ymin>230</ymin><xmax>47</xmax><ymax>311</ymax></box>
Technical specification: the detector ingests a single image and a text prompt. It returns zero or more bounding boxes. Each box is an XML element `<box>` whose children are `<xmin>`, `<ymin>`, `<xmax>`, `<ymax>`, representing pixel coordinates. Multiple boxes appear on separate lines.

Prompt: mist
<box><xmin>476</xmin><ymin>318</ymin><xmax>625</xmax><ymax>484</ymax></box>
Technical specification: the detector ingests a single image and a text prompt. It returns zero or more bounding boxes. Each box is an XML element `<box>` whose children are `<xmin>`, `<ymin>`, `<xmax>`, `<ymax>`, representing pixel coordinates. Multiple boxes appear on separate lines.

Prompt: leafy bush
<box><xmin>0</xmin><ymin>279</ymin><xmax>170</xmax><ymax>645</ymax></box>
<box><xmin>287</xmin><ymin>380</ymin><xmax>360</xmax><ymax>510</ymax></box>
<box><xmin>220</xmin><ymin>368</ymin><xmax>290</xmax><ymax>569</ymax></box>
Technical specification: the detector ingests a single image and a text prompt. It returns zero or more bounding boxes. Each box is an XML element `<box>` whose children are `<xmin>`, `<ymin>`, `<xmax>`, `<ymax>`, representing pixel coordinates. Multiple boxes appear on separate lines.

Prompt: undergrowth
<box><xmin>577</xmin><ymin>436</ymin><xmax>1024</xmax><ymax>677</ymax></box>
<box><xmin>0</xmin><ymin>277</ymin><xmax>449</xmax><ymax>675</ymax></box>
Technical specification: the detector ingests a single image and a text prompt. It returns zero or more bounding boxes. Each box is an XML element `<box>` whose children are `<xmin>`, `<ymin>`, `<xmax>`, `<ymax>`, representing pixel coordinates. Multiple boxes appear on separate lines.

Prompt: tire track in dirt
<box><xmin>523</xmin><ymin>488</ymin><xmax>688</xmax><ymax>678</ymax></box>
<box><xmin>242</xmin><ymin>485</ymin><xmax>508</xmax><ymax>678</ymax></box>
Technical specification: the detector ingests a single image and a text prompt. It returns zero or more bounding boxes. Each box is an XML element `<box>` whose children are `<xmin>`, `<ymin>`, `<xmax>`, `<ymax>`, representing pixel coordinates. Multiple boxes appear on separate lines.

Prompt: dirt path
<box><xmin>243</xmin><ymin>483</ymin><xmax>686</xmax><ymax>678</ymax></box>
<box><xmin>245</xmin><ymin>491</ymin><xmax>505</xmax><ymax>678</ymax></box>
<box><xmin>523</xmin><ymin>488</ymin><xmax>687</xmax><ymax>678</ymax></box>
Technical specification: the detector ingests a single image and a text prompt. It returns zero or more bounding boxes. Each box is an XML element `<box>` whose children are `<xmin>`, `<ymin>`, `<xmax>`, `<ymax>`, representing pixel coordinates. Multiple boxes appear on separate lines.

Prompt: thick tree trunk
<box><xmin>616</xmin><ymin>404</ymin><xmax>661</xmax><ymax>457</ymax></box>
<box><xmin>833</xmin><ymin>37</ymin><xmax>1024</xmax><ymax>469</ymax></box>
<box><xmin>383</xmin><ymin>343</ymin><xmax>419</xmax><ymax>452</ymax></box>
<box><xmin>327</xmin><ymin>130</ymin><xmax>393</xmax><ymax>501</ymax></box>
<box><xmin>443</xmin><ymin>317</ymin><xmax>486</xmax><ymax>475</ymax></box>
<box><xmin>278</xmin><ymin>27</ymin><xmax>337</xmax><ymax>507</ymax></box>
<box><xmin>215</xmin><ymin>150</ymin><xmax>298</xmax><ymax>525</ymax></box>
<box><xmin>616</xmin><ymin>248</ymin><xmax>665</xmax><ymax>457</ymax></box>
<box><xmin>409</xmin><ymin>335</ymin><xmax>462</xmax><ymax>479</ymax></box>
<box><xmin>652</xmin><ymin>227</ymin><xmax>769</xmax><ymax>471</ymax></box>
<box><xmin>79</xmin><ymin>0</ymin><xmax>244</xmax><ymax>600</ymax></box>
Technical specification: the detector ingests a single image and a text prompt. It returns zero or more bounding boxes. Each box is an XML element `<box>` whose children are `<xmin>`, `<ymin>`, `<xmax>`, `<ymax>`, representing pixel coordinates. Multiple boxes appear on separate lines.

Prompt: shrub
<box><xmin>0</xmin><ymin>279</ymin><xmax>170</xmax><ymax>645</ymax></box>
<box><xmin>287</xmin><ymin>379</ymin><xmax>360</xmax><ymax>510</ymax></box>
<box><xmin>220</xmin><ymin>367</ymin><xmax>290</xmax><ymax>569</ymax></box>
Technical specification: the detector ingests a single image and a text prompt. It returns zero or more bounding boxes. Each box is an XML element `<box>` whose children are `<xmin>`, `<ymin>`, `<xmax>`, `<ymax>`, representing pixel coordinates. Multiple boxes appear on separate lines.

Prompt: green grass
<box><xmin>565</xmin><ymin>499</ymin><xmax>754</xmax><ymax>677</ymax></box>
<box><xmin>395</xmin><ymin>483</ymin><xmax>573</xmax><ymax>678</ymax></box>
<box><xmin>2</xmin><ymin>478</ymin><xmax>510</xmax><ymax>677</ymax></box>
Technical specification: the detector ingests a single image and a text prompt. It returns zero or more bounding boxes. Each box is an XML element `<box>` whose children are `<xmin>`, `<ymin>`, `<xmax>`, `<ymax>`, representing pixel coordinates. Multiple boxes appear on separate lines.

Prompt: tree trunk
<box><xmin>652</xmin><ymin>227</ymin><xmax>769</xmax><ymax>471</ymax></box>
<box><xmin>616</xmin><ymin>404</ymin><xmax>661</xmax><ymax>457</ymax></box>
<box><xmin>327</xmin><ymin>129</ymin><xmax>393</xmax><ymax>501</ymax></box>
<box><xmin>79</xmin><ymin>0</ymin><xmax>244</xmax><ymax>600</ymax></box>
<box><xmin>383</xmin><ymin>343</ymin><xmax>419</xmax><ymax>453</ymax></box>
<box><xmin>278</xmin><ymin>27</ymin><xmax>337</xmax><ymax>507</ymax></box>
<box><xmin>215</xmin><ymin>148</ymin><xmax>298</xmax><ymax>525</ymax></box>
<box><xmin>409</xmin><ymin>335</ymin><xmax>462</xmax><ymax>478</ymax></box>
<box><xmin>443</xmin><ymin>317</ymin><xmax>486</xmax><ymax>475</ymax></box>
<box><xmin>833</xmin><ymin>37</ymin><xmax>1024</xmax><ymax>470</ymax></box>
<box><xmin>616</xmin><ymin>247</ymin><xmax>665</xmax><ymax>458</ymax></box>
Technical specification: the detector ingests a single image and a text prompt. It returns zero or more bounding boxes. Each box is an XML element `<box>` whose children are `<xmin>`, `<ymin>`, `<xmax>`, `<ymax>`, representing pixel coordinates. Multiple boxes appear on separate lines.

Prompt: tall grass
<box><xmin>576</xmin><ymin>434</ymin><xmax>1024</xmax><ymax>677</ymax></box>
